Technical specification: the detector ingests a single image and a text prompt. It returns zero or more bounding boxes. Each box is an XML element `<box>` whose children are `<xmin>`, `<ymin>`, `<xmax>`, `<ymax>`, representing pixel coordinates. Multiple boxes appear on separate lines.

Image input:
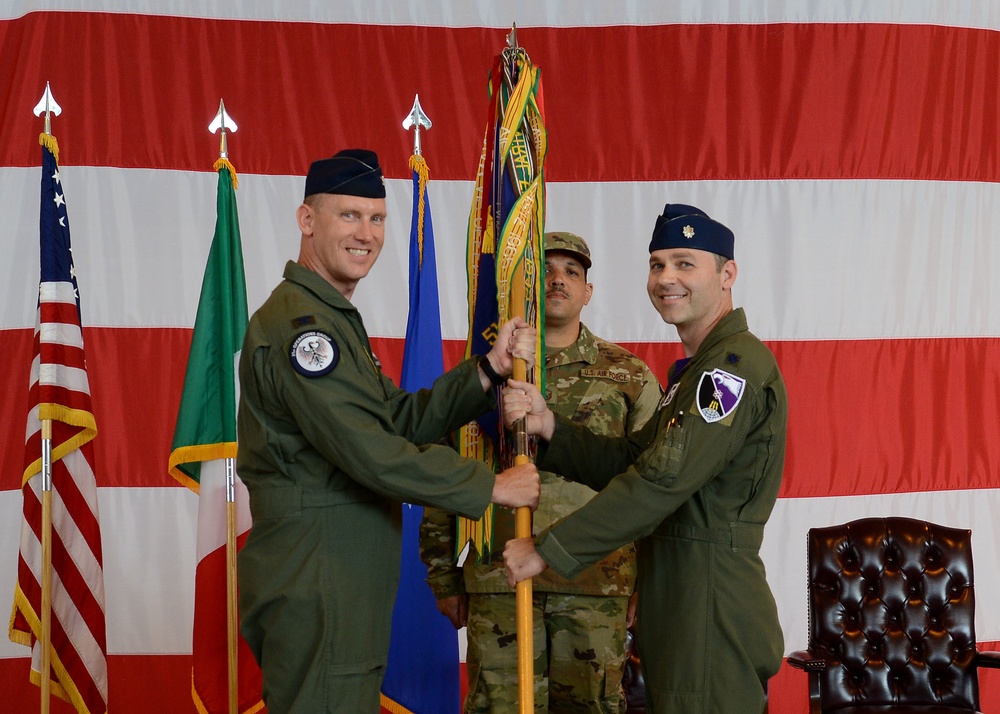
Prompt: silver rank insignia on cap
<box><xmin>290</xmin><ymin>330</ymin><xmax>339</xmax><ymax>377</ymax></box>
<box><xmin>683</xmin><ymin>225</ymin><xmax>695</xmax><ymax>239</ymax></box>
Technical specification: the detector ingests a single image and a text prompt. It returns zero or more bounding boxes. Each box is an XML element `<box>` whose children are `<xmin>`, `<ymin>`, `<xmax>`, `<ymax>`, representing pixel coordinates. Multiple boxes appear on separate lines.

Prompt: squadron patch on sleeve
<box><xmin>289</xmin><ymin>330</ymin><xmax>339</xmax><ymax>377</ymax></box>
<box><xmin>696</xmin><ymin>368</ymin><xmax>746</xmax><ymax>423</ymax></box>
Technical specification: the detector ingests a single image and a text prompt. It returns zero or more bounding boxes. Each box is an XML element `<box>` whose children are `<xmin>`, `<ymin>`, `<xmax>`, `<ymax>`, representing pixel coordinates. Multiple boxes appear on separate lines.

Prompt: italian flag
<box><xmin>168</xmin><ymin>160</ymin><xmax>263</xmax><ymax>714</ymax></box>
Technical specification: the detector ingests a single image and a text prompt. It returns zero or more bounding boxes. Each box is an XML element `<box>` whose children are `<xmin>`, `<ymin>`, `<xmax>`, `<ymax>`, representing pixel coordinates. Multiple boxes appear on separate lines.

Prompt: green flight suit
<box><xmin>421</xmin><ymin>324</ymin><xmax>661</xmax><ymax>712</ymax></box>
<box><xmin>237</xmin><ymin>261</ymin><xmax>498</xmax><ymax>714</ymax></box>
<box><xmin>534</xmin><ymin>308</ymin><xmax>786</xmax><ymax>714</ymax></box>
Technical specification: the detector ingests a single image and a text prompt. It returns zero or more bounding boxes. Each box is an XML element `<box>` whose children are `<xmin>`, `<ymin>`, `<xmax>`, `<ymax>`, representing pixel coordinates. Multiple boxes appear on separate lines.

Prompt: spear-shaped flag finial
<box><xmin>503</xmin><ymin>23</ymin><xmax>528</xmax><ymax>74</ymax></box>
<box><xmin>209</xmin><ymin>99</ymin><xmax>238</xmax><ymax>159</ymax></box>
<box><xmin>402</xmin><ymin>94</ymin><xmax>432</xmax><ymax>156</ymax></box>
<box><xmin>507</xmin><ymin>23</ymin><xmax>519</xmax><ymax>51</ymax></box>
<box><xmin>33</xmin><ymin>82</ymin><xmax>62</xmax><ymax>136</ymax></box>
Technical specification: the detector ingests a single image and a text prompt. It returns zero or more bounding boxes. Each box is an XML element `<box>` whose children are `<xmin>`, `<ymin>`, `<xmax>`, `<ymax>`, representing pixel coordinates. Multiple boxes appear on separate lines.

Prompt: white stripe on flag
<box><xmin>38</xmin><ymin>321</ymin><xmax>84</xmax><ymax>349</ymax></box>
<box><xmin>196</xmin><ymin>459</ymin><xmax>252</xmax><ymax>563</ymax></box>
<box><xmin>764</xmin><ymin>487</ymin><xmax>1000</xmax><ymax>651</ymax></box>
<box><xmin>2</xmin><ymin>1</ymin><xmax>999</xmax><ymax>29</ymax></box>
<box><xmin>4</xmin><ymin>168</ymin><xmax>1000</xmax><ymax>342</ymax></box>
<box><xmin>39</xmin><ymin>281</ymin><xmax>80</xmax><ymax>305</ymax></box>
<box><xmin>37</xmin><ymin>364</ymin><xmax>91</xmax><ymax>394</ymax></box>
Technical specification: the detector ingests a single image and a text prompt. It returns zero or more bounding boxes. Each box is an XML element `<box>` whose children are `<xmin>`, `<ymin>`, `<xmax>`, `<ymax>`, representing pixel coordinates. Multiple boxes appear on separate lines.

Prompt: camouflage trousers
<box><xmin>464</xmin><ymin>591</ymin><xmax>629</xmax><ymax>713</ymax></box>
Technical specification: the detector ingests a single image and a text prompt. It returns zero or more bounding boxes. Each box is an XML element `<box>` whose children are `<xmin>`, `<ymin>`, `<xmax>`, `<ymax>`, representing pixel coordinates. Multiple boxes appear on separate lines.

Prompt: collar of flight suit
<box><xmin>281</xmin><ymin>259</ymin><xmax>359</xmax><ymax>313</ymax></box>
<box><xmin>692</xmin><ymin>307</ymin><xmax>748</xmax><ymax>359</ymax></box>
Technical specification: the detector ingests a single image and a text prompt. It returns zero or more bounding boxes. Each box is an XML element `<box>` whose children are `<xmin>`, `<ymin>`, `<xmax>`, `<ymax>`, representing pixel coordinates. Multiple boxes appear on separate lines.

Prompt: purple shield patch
<box><xmin>696</xmin><ymin>368</ymin><xmax>746</xmax><ymax>423</ymax></box>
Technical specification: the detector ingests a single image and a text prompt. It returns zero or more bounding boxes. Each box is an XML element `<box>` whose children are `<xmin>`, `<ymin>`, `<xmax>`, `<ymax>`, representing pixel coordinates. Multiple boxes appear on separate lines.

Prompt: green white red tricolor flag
<box><xmin>168</xmin><ymin>159</ymin><xmax>263</xmax><ymax>714</ymax></box>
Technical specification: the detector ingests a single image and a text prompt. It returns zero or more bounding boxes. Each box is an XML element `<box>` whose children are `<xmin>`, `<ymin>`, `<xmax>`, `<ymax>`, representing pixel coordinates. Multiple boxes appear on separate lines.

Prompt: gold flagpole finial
<box><xmin>33</xmin><ymin>82</ymin><xmax>62</xmax><ymax>137</ymax></box>
<box><xmin>402</xmin><ymin>94</ymin><xmax>432</xmax><ymax>156</ymax></box>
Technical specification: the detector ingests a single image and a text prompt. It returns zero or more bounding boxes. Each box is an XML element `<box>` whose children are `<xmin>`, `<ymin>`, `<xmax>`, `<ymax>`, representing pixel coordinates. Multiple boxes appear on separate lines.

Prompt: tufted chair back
<box><xmin>797</xmin><ymin>517</ymin><xmax>985</xmax><ymax>712</ymax></box>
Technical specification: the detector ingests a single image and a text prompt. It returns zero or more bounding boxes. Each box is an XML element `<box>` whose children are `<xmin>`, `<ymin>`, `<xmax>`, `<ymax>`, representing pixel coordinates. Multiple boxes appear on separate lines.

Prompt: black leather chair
<box><xmin>787</xmin><ymin>517</ymin><xmax>1000</xmax><ymax>713</ymax></box>
<box><xmin>623</xmin><ymin>625</ymin><xmax>646</xmax><ymax>713</ymax></box>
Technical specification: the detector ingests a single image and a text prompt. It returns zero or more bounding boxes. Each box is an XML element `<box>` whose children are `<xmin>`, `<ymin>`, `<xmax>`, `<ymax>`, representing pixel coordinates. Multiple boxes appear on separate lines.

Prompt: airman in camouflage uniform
<box><xmin>421</xmin><ymin>232</ymin><xmax>662</xmax><ymax>713</ymax></box>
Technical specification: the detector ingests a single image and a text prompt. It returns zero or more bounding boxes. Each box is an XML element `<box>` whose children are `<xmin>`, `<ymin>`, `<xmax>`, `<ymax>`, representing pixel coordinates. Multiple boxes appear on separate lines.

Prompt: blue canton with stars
<box><xmin>39</xmin><ymin>143</ymin><xmax>81</xmax><ymax>310</ymax></box>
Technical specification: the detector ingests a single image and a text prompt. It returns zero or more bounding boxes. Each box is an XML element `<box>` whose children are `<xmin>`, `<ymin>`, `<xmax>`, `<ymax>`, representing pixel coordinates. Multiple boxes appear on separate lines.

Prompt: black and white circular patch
<box><xmin>289</xmin><ymin>330</ymin><xmax>339</xmax><ymax>377</ymax></box>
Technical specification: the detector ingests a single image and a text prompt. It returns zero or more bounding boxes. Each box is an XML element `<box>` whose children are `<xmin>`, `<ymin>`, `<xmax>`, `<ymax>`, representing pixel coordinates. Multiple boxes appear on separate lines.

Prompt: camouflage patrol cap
<box><xmin>544</xmin><ymin>231</ymin><xmax>592</xmax><ymax>270</ymax></box>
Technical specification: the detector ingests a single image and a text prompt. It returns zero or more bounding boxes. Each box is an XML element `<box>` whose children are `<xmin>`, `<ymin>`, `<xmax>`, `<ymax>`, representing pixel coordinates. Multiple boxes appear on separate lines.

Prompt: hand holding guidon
<box><xmin>501</xmin><ymin>378</ymin><xmax>555</xmax><ymax>442</ymax></box>
<box><xmin>499</xmin><ymin>379</ymin><xmax>554</xmax><ymax>586</ymax></box>
<box><xmin>479</xmin><ymin>320</ymin><xmax>542</xmax><ymax>511</ymax></box>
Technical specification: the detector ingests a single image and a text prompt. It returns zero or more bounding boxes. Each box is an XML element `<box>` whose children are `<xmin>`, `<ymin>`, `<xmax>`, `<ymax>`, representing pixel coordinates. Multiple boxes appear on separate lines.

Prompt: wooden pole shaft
<box><xmin>510</xmin><ymin>269</ymin><xmax>534</xmax><ymax>714</ymax></box>
<box><xmin>226</xmin><ymin>458</ymin><xmax>239</xmax><ymax>714</ymax></box>
<box><xmin>226</xmin><ymin>498</ymin><xmax>238</xmax><ymax>714</ymax></box>
<box><xmin>514</xmin><ymin>488</ymin><xmax>533</xmax><ymax>712</ymax></box>
<box><xmin>40</xmin><ymin>419</ymin><xmax>53</xmax><ymax>714</ymax></box>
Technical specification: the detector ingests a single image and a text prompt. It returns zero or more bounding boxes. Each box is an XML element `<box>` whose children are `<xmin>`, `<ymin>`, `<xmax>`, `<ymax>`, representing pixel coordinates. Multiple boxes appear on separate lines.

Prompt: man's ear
<box><xmin>721</xmin><ymin>259</ymin><xmax>738</xmax><ymax>290</ymax></box>
<box><xmin>296</xmin><ymin>203</ymin><xmax>313</xmax><ymax>236</ymax></box>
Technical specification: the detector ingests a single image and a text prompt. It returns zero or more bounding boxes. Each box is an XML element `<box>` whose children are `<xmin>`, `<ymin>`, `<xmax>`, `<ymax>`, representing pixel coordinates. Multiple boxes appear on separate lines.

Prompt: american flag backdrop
<box><xmin>2</xmin><ymin>3</ymin><xmax>1000</xmax><ymax>712</ymax></box>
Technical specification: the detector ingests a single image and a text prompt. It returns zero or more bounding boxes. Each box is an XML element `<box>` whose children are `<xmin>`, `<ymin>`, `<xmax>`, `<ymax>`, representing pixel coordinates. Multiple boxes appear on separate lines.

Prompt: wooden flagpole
<box><xmin>210</xmin><ymin>99</ymin><xmax>241</xmax><ymax>714</ymax></box>
<box><xmin>511</xmin><ymin>265</ymin><xmax>534</xmax><ymax>714</ymax></box>
<box><xmin>500</xmin><ymin>25</ymin><xmax>542</xmax><ymax>713</ymax></box>
<box><xmin>40</xmin><ymin>419</ymin><xmax>53</xmax><ymax>714</ymax></box>
<box><xmin>33</xmin><ymin>82</ymin><xmax>62</xmax><ymax>714</ymax></box>
<box><xmin>226</xmin><ymin>460</ymin><xmax>238</xmax><ymax>714</ymax></box>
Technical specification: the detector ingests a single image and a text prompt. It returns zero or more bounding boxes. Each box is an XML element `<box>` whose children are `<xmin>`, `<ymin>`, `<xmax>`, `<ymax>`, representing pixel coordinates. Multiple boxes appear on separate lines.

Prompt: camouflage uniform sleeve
<box><xmin>627</xmin><ymin>361</ymin><xmax>663</xmax><ymax>435</ymax></box>
<box><xmin>419</xmin><ymin>505</ymin><xmax>466</xmax><ymax>599</ymax></box>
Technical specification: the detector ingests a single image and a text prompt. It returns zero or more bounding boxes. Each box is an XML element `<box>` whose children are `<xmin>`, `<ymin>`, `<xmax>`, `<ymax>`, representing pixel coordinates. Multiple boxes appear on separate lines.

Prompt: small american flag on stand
<box><xmin>8</xmin><ymin>128</ymin><xmax>109</xmax><ymax>714</ymax></box>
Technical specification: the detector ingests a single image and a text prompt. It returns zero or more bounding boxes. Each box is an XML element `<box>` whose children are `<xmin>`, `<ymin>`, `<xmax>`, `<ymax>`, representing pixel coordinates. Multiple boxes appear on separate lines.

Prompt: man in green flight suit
<box><xmin>503</xmin><ymin>204</ymin><xmax>787</xmax><ymax>714</ymax></box>
<box><xmin>236</xmin><ymin>149</ymin><xmax>541</xmax><ymax>714</ymax></box>
<box><xmin>420</xmin><ymin>232</ymin><xmax>662</xmax><ymax>712</ymax></box>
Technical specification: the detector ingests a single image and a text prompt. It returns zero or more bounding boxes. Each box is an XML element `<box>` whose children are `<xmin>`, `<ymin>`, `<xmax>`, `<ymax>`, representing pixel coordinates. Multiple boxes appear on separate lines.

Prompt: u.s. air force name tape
<box><xmin>289</xmin><ymin>330</ymin><xmax>339</xmax><ymax>377</ymax></box>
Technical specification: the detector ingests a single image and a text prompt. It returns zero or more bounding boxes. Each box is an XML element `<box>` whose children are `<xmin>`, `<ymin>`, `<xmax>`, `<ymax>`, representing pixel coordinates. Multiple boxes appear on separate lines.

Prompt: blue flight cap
<box><xmin>304</xmin><ymin>149</ymin><xmax>386</xmax><ymax>200</ymax></box>
<box><xmin>648</xmin><ymin>203</ymin><xmax>735</xmax><ymax>260</ymax></box>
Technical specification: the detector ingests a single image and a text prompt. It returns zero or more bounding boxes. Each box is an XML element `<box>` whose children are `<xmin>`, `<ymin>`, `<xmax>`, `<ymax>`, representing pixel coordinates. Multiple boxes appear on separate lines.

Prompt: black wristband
<box><xmin>478</xmin><ymin>355</ymin><xmax>507</xmax><ymax>387</ymax></box>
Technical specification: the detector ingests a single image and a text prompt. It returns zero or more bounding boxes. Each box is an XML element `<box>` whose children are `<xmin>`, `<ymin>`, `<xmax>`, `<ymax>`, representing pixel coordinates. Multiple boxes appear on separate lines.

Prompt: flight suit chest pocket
<box><xmin>633</xmin><ymin>419</ymin><xmax>686</xmax><ymax>485</ymax></box>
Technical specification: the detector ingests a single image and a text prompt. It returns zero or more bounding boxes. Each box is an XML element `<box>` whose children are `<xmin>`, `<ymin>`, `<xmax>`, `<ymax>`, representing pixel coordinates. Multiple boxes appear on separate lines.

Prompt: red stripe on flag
<box><xmin>4</xmin><ymin>327</ymin><xmax>999</xmax><ymax>498</ymax></box>
<box><xmin>40</xmin><ymin>301</ymin><xmax>85</xmax><ymax>327</ymax></box>
<box><xmin>37</xmin><ymin>344</ymin><xmax>88</xmax><ymax>373</ymax></box>
<box><xmin>2</xmin><ymin>15</ymin><xmax>1000</xmax><ymax>183</ymax></box>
